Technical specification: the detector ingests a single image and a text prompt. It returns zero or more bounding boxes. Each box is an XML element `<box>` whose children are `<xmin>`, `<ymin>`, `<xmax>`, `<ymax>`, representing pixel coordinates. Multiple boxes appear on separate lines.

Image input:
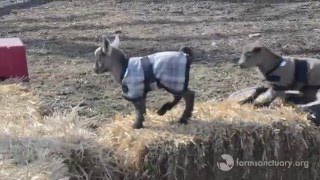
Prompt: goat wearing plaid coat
<box><xmin>122</xmin><ymin>51</ymin><xmax>189</xmax><ymax>101</ymax></box>
<box><xmin>94</xmin><ymin>35</ymin><xmax>195</xmax><ymax>129</ymax></box>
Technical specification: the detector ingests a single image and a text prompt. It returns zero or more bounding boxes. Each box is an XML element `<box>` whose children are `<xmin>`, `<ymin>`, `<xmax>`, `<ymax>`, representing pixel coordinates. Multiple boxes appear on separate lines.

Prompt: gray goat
<box><xmin>94</xmin><ymin>35</ymin><xmax>195</xmax><ymax>129</ymax></box>
<box><xmin>238</xmin><ymin>43</ymin><xmax>320</xmax><ymax>108</ymax></box>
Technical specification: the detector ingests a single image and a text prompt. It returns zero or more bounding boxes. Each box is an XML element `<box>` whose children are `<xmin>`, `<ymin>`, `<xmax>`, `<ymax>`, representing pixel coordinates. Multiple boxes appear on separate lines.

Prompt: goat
<box><xmin>94</xmin><ymin>35</ymin><xmax>195</xmax><ymax>129</ymax></box>
<box><xmin>237</xmin><ymin>43</ymin><xmax>320</xmax><ymax>108</ymax></box>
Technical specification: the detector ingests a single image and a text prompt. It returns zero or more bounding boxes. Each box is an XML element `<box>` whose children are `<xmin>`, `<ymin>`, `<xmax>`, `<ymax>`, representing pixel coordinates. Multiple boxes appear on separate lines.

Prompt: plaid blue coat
<box><xmin>122</xmin><ymin>51</ymin><xmax>188</xmax><ymax>101</ymax></box>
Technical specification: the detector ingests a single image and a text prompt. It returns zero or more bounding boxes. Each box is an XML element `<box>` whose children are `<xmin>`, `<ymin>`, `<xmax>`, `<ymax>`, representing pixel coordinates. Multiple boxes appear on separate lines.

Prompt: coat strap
<box><xmin>140</xmin><ymin>56</ymin><xmax>157</xmax><ymax>92</ymax></box>
<box><xmin>294</xmin><ymin>59</ymin><xmax>308</xmax><ymax>84</ymax></box>
<box><xmin>265</xmin><ymin>58</ymin><xmax>284</xmax><ymax>82</ymax></box>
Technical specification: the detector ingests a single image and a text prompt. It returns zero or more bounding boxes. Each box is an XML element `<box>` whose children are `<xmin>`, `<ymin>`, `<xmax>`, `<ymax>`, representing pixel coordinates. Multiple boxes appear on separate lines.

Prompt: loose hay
<box><xmin>2</xmin><ymin>81</ymin><xmax>320</xmax><ymax>180</ymax></box>
<box><xmin>0</xmin><ymin>82</ymin><xmax>122</xmax><ymax>180</ymax></box>
<box><xmin>100</xmin><ymin>101</ymin><xmax>320</xmax><ymax>180</ymax></box>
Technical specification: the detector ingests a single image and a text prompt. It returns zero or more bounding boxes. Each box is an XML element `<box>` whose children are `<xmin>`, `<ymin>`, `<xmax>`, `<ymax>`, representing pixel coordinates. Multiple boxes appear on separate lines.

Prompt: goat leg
<box><xmin>239</xmin><ymin>85</ymin><xmax>269</xmax><ymax>105</ymax></box>
<box><xmin>296</xmin><ymin>100</ymin><xmax>320</xmax><ymax>126</ymax></box>
<box><xmin>253</xmin><ymin>87</ymin><xmax>290</xmax><ymax>107</ymax></box>
<box><xmin>179</xmin><ymin>90</ymin><xmax>195</xmax><ymax>124</ymax></box>
<box><xmin>157</xmin><ymin>95</ymin><xmax>182</xmax><ymax>116</ymax></box>
<box><xmin>253</xmin><ymin>87</ymin><xmax>279</xmax><ymax>107</ymax></box>
<box><xmin>132</xmin><ymin>98</ymin><xmax>146</xmax><ymax>129</ymax></box>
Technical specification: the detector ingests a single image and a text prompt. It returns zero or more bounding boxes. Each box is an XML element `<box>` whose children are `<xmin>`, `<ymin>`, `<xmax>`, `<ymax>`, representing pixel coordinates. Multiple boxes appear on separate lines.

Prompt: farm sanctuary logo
<box><xmin>217</xmin><ymin>154</ymin><xmax>309</xmax><ymax>171</ymax></box>
<box><xmin>217</xmin><ymin>154</ymin><xmax>234</xmax><ymax>171</ymax></box>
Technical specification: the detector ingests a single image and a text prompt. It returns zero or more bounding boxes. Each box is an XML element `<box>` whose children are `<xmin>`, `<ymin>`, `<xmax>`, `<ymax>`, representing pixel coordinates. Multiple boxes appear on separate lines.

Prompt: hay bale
<box><xmin>0</xmin><ymin>82</ymin><xmax>123</xmax><ymax>180</ymax></box>
<box><xmin>2</xmin><ymin>80</ymin><xmax>320</xmax><ymax>179</ymax></box>
<box><xmin>100</xmin><ymin>101</ymin><xmax>320</xmax><ymax>180</ymax></box>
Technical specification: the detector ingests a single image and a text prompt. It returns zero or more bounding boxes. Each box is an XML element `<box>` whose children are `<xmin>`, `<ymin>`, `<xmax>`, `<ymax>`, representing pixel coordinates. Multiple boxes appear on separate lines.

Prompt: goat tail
<box><xmin>179</xmin><ymin>46</ymin><xmax>193</xmax><ymax>64</ymax></box>
<box><xmin>179</xmin><ymin>46</ymin><xmax>192</xmax><ymax>57</ymax></box>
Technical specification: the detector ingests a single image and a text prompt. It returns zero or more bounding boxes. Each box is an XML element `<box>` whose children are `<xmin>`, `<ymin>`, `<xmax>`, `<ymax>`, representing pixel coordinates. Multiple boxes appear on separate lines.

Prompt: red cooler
<box><xmin>0</xmin><ymin>38</ymin><xmax>29</xmax><ymax>82</ymax></box>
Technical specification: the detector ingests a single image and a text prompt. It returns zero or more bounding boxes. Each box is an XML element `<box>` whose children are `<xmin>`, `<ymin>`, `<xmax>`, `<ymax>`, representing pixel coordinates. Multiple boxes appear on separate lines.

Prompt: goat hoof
<box><xmin>157</xmin><ymin>109</ymin><xmax>167</xmax><ymax>116</ymax></box>
<box><xmin>133</xmin><ymin>123</ymin><xmax>144</xmax><ymax>129</ymax></box>
<box><xmin>179</xmin><ymin>118</ymin><xmax>188</xmax><ymax>124</ymax></box>
<box><xmin>239</xmin><ymin>100</ymin><xmax>246</xmax><ymax>105</ymax></box>
<box><xmin>253</xmin><ymin>104</ymin><xmax>263</xmax><ymax>108</ymax></box>
<box><xmin>253</xmin><ymin>102</ymin><xmax>269</xmax><ymax>108</ymax></box>
<box><xmin>239</xmin><ymin>99</ymin><xmax>252</xmax><ymax>105</ymax></box>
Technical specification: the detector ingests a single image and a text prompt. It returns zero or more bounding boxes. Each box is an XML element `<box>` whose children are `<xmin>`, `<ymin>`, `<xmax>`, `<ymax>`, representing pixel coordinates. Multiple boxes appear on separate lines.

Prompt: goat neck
<box><xmin>111</xmin><ymin>56</ymin><xmax>129</xmax><ymax>83</ymax></box>
<box><xmin>257</xmin><ymin>49</ymin><xmax>283</xmax><ymax>76</ymax></box>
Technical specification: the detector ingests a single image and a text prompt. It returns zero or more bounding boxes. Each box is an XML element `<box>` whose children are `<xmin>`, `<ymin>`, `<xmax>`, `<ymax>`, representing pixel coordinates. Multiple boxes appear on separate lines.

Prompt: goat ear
<box><xmin>253</xmin><ymin>46</ymin><xmax>262</xmax><ymax>53</ymax></box>
<box><xmin>111</xmin><ymin>35</ymin><xmax>120</xmax><ymax>48</ymax></box>
<box><xmin>102</xmin><ymin>35</ymin><xmax>110</xmax><ymax>54</ymax></box>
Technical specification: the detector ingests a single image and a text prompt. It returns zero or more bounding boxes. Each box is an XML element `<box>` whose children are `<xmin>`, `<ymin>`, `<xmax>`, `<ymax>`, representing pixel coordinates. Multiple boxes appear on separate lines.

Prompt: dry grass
<box><xmin>99</xmin><ymin>101</ymin><xmax>320</xmax><ymax>179</ymax></box>
<box><xmin>0</xmin><ymin>81</ymin><xmax>122</xmax><ymax>180</ymax></box>
<box><xmin>1</xmin><ymin>81</ymin><xmax>320</xmax><ymax>180</ymax></box>
<box><xmin>100</xmin><ymin>102</ymin><xmax>307</xmax><ymax>161</ymax></box>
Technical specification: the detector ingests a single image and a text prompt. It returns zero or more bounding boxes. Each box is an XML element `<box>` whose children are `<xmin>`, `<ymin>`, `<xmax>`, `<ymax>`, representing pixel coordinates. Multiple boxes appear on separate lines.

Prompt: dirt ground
<box><xmin>1</xmin><ymin>0</ymin><xmax>320</xmax><ymax>124</ymax></box>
